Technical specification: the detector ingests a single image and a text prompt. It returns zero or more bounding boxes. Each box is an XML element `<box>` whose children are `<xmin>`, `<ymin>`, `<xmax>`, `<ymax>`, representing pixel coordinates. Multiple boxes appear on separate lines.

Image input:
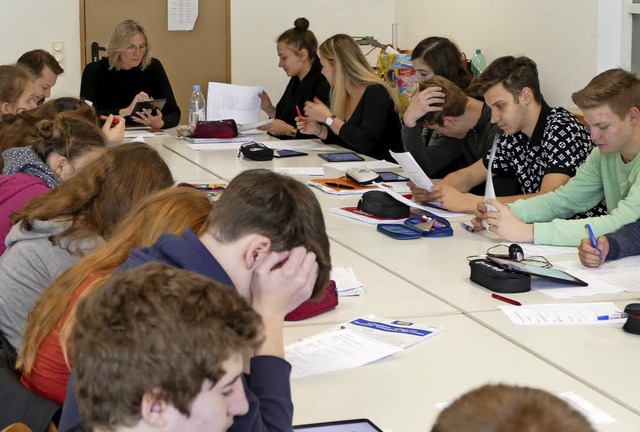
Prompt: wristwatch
<box><xmin>325</xmin><ymin>114</ymin><xmax>336</xmax><ymax>126</ymax></box>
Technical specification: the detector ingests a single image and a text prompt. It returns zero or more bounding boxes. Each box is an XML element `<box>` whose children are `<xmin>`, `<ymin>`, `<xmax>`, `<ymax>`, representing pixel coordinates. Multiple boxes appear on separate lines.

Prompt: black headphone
<box><xmin>487</xmin><ymin>244</ymin><xmax>524</xmax><ymax>262</ymax></box>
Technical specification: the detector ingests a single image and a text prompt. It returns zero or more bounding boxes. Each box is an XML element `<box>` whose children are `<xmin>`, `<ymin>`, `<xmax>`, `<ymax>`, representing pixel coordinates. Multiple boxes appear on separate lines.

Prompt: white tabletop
<box><xmin>326</xmin><ymin>222</ymin><xmax>640</xmax><ymax>313</ymax></box>
<box><xmin>286</xmin><ymin>314</ymin><xmax>640</xmax><ymax>431</ymax></box>
<box><xmin>151</xmin><ymin>131</ymin><xmax>640</xmax><ymax>429</ymax></box>
<box><xmin>470</xmin><ymin>301</ymin><xmax>640</xmax><ymax>416</ymax></box>
<box><xmin>292</xmin><ymin>240</ymin><xmax>457</xmax><ymax>326</ymax></box>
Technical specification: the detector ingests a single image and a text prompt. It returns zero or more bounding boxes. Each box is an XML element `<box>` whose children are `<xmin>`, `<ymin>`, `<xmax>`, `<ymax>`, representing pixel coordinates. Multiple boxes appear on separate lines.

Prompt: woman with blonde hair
<box><xmin>0</xmin><ymin>143</ymin><xmax>174</xmax><ymax>353</ymax></box>
<box><xmin>80</xmin><ymin>19</ymin><xmax>180</xmax><ymax>129</ymax></box>
<box><xmin>17</xmin><ymin>187</ymin><xmax>213</xmax><ymax>406</ymax></box>
<box><xmin>297</xmin><ymin>33</ymin><xmax>402</xmax><ymax>161</ymax></box>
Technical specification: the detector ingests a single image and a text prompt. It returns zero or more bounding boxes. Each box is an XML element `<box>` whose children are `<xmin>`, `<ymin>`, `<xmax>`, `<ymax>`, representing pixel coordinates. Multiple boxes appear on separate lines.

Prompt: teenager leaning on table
<box><xmin>258</xmin><ymin>18</ymin><xmax>330</xmax><ymax>139</ymax></box>
<box><xmin>295</xmin><ymin>34</ymin><xmax>403</xmax><ymax>161</ymax></box>
<box><xmin>475</xmin><ymin>68</ymin><xmax>640</xmax><ymax>246</ymax></box>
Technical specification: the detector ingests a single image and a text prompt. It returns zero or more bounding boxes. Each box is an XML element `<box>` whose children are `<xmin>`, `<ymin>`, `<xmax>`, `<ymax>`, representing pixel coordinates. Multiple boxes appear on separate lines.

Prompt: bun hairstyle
<box><xmin>29</xmin><ymin>114</ymin><xmax>106</xmax><ymax>165</ymax></box>
<box><xmin>277</xmin><ymin>17</ymin><xmax>318</xmax><ymax>60</ymax></box>
<box><xmin>294</xmin><ymin>17</ymin><xmax>309</xmax><ymax>31</ymax></box>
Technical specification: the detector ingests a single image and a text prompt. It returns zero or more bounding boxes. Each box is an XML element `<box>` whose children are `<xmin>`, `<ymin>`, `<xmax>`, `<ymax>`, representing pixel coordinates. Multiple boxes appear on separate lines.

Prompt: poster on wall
<box><xmin>168</xmin><ymin>0</ymin><xmax>198</xmax><ymax>31</ymax></box>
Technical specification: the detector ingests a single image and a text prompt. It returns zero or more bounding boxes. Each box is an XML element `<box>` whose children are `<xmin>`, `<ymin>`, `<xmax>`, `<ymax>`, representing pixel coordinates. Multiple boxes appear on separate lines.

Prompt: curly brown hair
<box><xmin>73</xmin><ymin>263</ymin><xmax>263</xmax><ymax>429</ymax></box>
<box><xmin>12</xmin><ymin>143</ymin><xmax>174</xmax><ymax>251</ymax></box>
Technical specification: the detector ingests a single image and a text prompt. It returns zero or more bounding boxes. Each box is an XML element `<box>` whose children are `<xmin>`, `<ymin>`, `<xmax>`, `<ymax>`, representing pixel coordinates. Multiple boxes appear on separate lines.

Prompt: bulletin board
<box><xmin>79</xmin><ymin>0</ymin><xmax>230</xmax><ymax>124</ymax></box>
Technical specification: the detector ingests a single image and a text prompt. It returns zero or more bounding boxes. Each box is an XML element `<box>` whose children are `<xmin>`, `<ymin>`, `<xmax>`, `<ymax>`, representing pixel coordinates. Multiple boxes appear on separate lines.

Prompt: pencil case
<box><xmin>403</xmin><ymin>214</ymin><xmax>453</xmax><ymax>237</ymax></box>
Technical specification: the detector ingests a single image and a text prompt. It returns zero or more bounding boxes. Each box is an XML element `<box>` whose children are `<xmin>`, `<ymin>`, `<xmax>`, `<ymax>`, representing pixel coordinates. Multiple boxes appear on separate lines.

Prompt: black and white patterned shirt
<box><xmin>485</xmin><ymin>101</ymin><xmax>607</xmax><ymax>217</ymax></box>
<box><xmin>487</xmin><ymin>102</ymin><xmax>592</xmax><ymax>192</ymax></box>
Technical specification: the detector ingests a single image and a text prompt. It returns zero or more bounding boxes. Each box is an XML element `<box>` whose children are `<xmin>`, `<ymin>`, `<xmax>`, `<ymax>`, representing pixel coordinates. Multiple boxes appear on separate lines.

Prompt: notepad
<box><xmin>308</xmin><ymin>178</ymin><xmax>376</xmax><ymax>195</ymax></box>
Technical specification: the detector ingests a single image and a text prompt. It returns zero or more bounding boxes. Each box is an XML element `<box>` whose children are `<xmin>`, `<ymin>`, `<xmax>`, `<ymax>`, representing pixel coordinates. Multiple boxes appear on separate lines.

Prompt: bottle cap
<box><xmin>193</xmin><ymin>84</ymin><xmax>200</xmax><ymax>91</ymax></box>
<box><xmin>476</xmin><ymin>48</ymin><xmax>481</xmax><ymax>54</ymax></box>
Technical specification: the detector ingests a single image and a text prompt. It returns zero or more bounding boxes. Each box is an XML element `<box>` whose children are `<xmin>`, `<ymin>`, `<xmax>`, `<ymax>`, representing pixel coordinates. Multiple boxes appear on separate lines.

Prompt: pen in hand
<box><xmin>584</xmin><ymin>224</ymin><xmax>604</xmax><ymax>260</ymax></box>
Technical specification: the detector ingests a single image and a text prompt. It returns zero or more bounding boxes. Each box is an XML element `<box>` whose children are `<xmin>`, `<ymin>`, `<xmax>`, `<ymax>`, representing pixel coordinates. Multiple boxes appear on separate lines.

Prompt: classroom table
<box><xmin>286</xmin><ymin>314</ymin><xmax>640</xmax><ymax>432</ymax></box>
<box><xmin>142</xmin><ymin>138</ymin><xmax>227</xmax><ymax>182</ymax></box>
<box><xmin>470</xmin><ymin>300</ymin><xmax>640</xmax><ymax>416</ymax></box>
<box><xmin>150</xmin><ymin>131</ymin><xmax>640</xmax><ymax>429</ymax></box>
<box><xmin>326</xmin><ymin>222</ymin><xmax>640</xmax><ymax>313</ymax></box>
<box><xmin>295</xmin><ymin>240</ymin><xmax>457</xmax><ymax>326</ymax></box>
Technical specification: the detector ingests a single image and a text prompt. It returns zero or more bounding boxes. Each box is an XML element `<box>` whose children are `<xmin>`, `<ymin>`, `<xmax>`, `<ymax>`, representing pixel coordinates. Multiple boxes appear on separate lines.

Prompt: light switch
<box><xmin>52</xmin><ymin>40</ymin><xmax>65</xmax><ymax>70</ymax></box>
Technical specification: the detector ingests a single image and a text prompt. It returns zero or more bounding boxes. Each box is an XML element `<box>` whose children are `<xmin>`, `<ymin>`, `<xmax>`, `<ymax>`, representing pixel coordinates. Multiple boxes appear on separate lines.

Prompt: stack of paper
<box><xmin>330</xmin><ymin>267</ymin><xmax>365</xmax><ymax>296</ymax></box>
<box><xmin>285</xmin><ymin>315</ymin><xmax>443</xmax><ymax>379</ymax></box>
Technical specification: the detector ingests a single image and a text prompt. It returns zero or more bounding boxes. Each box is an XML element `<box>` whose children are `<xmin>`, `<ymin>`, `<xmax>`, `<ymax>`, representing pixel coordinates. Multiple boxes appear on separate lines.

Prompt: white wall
<box><xmin>0</xmin><ymin>0</ymin><xmax>627</xmax><ymax>111</ymax></box>
<box><xmin>230</xmin><ymin>0</ymin><xmax>396</xmax><ymax>115</ymax></box>
<box><xmin>0</xmin><ymin>0</ymin><xmax>81</xmax><ymax>100</ymax></box>
<box><xmin>394</xmin><ymin>0</ymin><xmax>608</xmax><ymax>108</ymax></box>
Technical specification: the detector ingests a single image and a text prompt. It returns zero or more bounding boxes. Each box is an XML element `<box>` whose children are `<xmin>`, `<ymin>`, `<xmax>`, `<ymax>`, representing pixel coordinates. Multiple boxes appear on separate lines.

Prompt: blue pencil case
<box><xmin>377</xmin><ymin>224</ymin><xmax>422</xmax><ymax>240</ymax></box>
<box><xmin>403</xmin><ymin>213</ymin><xmax>453</xmax><ymax>237</ymax></box>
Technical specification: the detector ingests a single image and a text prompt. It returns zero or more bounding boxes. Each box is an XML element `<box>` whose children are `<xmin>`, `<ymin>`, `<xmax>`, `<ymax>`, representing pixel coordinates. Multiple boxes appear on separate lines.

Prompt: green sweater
<box><xmin>509</xmin><ymin>148</ymin><xmax>640</xmax><ymax>246</ymax></box>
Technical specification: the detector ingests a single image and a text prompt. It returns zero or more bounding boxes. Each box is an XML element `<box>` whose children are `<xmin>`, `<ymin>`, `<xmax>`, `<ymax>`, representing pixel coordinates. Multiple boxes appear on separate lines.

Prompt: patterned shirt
<box><xmin>486</xmin><ymin>101</ymin><xmax>606</xmax><ymax>217</ymax></box>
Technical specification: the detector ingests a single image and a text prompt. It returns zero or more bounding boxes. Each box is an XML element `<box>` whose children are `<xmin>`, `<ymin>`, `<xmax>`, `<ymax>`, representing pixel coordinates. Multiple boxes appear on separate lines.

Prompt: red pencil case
<box><xmin>192</xmin><ymin>119</ymin><xmax>238</xmax><ymax>138</ymax></box>
<box><xmin>285</xmin><ymin>280</ymin><xmax>338</xmax><ymax>321</ymax></box>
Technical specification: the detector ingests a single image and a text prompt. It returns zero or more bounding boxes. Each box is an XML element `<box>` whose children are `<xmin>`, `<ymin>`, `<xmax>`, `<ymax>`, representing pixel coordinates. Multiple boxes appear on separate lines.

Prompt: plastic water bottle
<box><xmin>470</xmin><ymin>48</ymin><xmax>487</xmax><ymax>77</ymax></box>
<box><xmin>188</xmin><ymin>85</ymin><xmax>206</xmax><ymax>128</ymax></box>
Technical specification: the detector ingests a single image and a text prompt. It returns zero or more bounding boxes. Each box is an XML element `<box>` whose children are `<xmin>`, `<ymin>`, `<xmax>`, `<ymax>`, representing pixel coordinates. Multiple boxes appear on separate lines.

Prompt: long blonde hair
<box><xmin>319</xmin><ymin>34</ymin><xmax>400</xmax><ymax>119</ymax></box>
<box><xmin>17</xmin><ymin>187</ymin><xmax>213</xmax><ymax>373</ymax></box>
<box><xmin>107</xmin><ymin>19</ymin><xmax>152</xmax><ymax>70</ymax></box>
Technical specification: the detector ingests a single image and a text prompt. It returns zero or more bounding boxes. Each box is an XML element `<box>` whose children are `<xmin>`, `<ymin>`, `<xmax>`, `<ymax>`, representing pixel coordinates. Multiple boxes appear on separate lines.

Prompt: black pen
<box><xmin>326</xmin><ymin>182</ymin><xmax>354</xmax><ymax>189</ymax></box>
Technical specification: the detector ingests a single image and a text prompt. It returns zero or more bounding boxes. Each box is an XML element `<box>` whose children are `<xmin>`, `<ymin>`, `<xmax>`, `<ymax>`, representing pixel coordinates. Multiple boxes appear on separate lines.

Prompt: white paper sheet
<box><xmin>505</xmin><ymin>243</ymin><xmax>577</xmax><ymax>256</ymax></box>
<box><xmin>330</xmin><ymin>267</ymin><xmax>365</xmax><ymax>296</ymax></box>
<box><xmin>499</xmin><ymin>302</ymin><xmax>625</xmax><ymax>326</ymax></box>
<box><xmin>125</xmin><ymin>130</ymin><xmax>167</xmax><ymax>139</ymax></box>
<box><xmin>237</xmin><ymin>119</ymin><xmax>273</xmax><ymax>131</ymax></box>
<box><xmin>259</xmin><ymin>140</ymin><xmax>329</xmax><ymax>151</ymax></box>
<box><xmin>207</xmin><ymin>82</ymin><xmax>263</xmax><ymax>124</ymax></box>
<box><xmin>285</xmin><ymin>316</ymin><xmax>442</xmax><ymax>379</ymax></box>
<box><xmin>537</xmin><ymin>257</ymin><xmax>640</xmax><ymax>299</ymax></box>
<box><xmin>558</xmin><ymin>391</ymin><xmax>618</xmax><ymax>425</ymax></box>
<box><xmin>168</xmin><ymin>0</ymin><xmax>198</xmax><ymax>31</ymax></box>
<box><xmin>322</xmin><ymin>161</ymin><xmax>399</xmax><ymax>171</ymax></box>
<box><xmin>187</xmin><ymin>143</ymin><xmax>244</xmax><ymax>151</ymax></box>
<box><xmin>482</xmin><ymin>134</ymin><xmax>499</xmax><ymax>229</ymax></box>
<box><xmin>128</xmin><ymin>136</ymin><xmax>146</xmax><ymax>143</ymax></box>
<box><xmin>388</xmin><ymin>150</ymin><xmax>433</xmax><ymax>191</ymax></box>
<box><xmin>273</xmin><ymin>167</ymin><xmax>324</xmax><ymax>176</ymax></box>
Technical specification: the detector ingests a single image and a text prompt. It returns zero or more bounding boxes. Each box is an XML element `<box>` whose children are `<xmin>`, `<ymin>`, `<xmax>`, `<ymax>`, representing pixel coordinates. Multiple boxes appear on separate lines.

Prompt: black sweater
<box><xmin>274</xmin><ymin>57</ymin><xmax>330</xmax><ymax>139</ymax></box>
<box><xmin>80</xmin><ymin>57</ymin><xmax>180</xmax><ymax>128</ymax></box>
<box><xmin>326</xmin><ymin>84</ymin><xmax>402</xmax><ymax>161</ymax></box>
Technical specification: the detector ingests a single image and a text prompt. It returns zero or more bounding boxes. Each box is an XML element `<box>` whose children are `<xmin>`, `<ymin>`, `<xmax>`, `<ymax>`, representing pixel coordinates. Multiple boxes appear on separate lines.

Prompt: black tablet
<box><xmin>377</xmin><ymin>171</ymin><xmax>409</xmax><ymax>182</ymax></box>
<box><xmin>318</xmin><ymin>152</ymin><xmax>364</xmax><ymax>162</ymax></box>
<box><xmin>293</xmin><ymin>419</ymin><xmax>383</xmax><ymax>431</ymax></box>
<box><xmin>126</xmin><ymin>99</ymin><xmax>167</xmax><ymax>125</ymax></box>
<box><xmin>487</xmin><ymin>256</ymin><xmax>588</xmax><ymax>286</ymax></box>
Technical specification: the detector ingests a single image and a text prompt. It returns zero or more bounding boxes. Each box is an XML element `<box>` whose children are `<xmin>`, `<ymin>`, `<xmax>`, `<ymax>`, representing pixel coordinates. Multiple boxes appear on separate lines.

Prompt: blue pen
<box><xmin>597</xmin><ymin>313</ymin><xmax>627</xmax><ymax>321</ymax></box>
<box><xmin>584</xmin><ymin>224</ymin><xmax>603</xmax><ymax>260</ymax></box>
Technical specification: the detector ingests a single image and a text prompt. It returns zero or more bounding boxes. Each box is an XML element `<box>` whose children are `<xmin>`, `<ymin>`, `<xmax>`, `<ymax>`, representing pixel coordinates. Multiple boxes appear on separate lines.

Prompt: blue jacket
<box><xmin>59</xmin><ymin>228</ymin><xmax>294</xmax><ymax>432</ymax></box>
